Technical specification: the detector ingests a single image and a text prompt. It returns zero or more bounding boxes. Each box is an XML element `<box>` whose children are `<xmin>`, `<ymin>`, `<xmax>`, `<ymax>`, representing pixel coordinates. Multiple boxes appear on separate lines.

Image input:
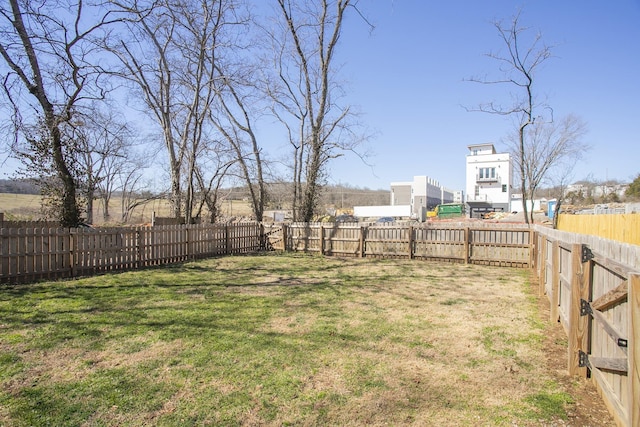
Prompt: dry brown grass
<box><xmin>0</xmin><ymin>192</ymin><xmax>254</xmax><ymax>224</ymax></box>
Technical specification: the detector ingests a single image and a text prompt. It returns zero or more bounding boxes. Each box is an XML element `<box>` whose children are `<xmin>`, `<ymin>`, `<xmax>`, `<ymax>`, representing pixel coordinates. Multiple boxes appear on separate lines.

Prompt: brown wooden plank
<box><xmin>593</xmin><ymin>253</ymin><xmax>637</xmax><ymax>279</ymax></box>
<box><xmin>550</xmin><ymin>240</ymin><xmax>560</xmax><ymax>323</ymax></box>
<box><xmin>591</xmin><ymin>281</ymin><xmax>628</xmax><ymax>312</ymax></box>
<box><xmin>588</xmin><ymin>356</ymin><xmax>628</xmax><ymax>373</ymax></box>
<box><xmin>569</xmin><ymin>244</ymin><xmax>590</xmax><ymax>377</ymax></box>
<box><xmin>630</xmin><ymin>273</ymin><xmax>640</xmax><ymax>427</ymax></box>
<box><xmin>591</xmin><ymin>306</ymin><xmax>628</xmax><ymax>356</ymax></box>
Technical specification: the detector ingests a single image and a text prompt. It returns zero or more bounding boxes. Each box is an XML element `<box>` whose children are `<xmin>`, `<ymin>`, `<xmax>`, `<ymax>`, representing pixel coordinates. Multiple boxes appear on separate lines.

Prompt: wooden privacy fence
<box><xmin>0</xmin><ymin>223</ymin><xmax>262</xmax><ymax>284</ymax></box>
<box><xmin>534</xmin><ymin>226</ymin><xmax>640</xmax><ymax>427</ymax></box>
<box><xmin>2</xmin><ymin>219</ymin><xmax>640</xmax><ymax>424</ymax></box>
<box><xmin>558</xmin><ymin>213</ymin><xmax>640</xmax><ymax>246</ymax></box>
<box><xmin>264</xmin><ymin>222</ymin><xmax>533</xmax><ymax>267</ymax></box>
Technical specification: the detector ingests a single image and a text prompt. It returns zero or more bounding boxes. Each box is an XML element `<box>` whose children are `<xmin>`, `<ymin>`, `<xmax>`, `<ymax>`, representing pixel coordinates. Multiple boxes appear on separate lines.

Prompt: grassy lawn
<box><xmin>0</xmin><ymin>253</ymin><xmax>574</xmax><ymax>426</ymax></box>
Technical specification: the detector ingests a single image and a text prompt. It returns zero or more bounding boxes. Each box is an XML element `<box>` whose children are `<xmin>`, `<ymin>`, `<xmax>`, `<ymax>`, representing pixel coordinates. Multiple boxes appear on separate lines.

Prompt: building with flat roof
<box><xmin>391</xmin><ymin>176</ymin><xmax>455</xmax><ymax>221</ymax></box>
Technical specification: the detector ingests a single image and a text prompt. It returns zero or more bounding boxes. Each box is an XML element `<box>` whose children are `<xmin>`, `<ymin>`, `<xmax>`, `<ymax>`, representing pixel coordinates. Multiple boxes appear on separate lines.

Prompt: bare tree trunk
<box><xmin>0</xmin><ymin>0</ymin><xmax>82</xmax><ymax>227</ymax></box>
<box><xmin>273</xmin><ymin>0</ymin><xmax>363</xmax><ymax>222</ymax></box>
<box><xmin>519</xmin><ymin>123</ymin><xmax>530</xmax><ymax>225</ymax></box>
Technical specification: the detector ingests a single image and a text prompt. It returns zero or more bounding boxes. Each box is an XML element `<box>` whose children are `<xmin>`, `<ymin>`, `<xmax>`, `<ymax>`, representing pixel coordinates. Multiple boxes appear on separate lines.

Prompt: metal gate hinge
<box><xmin>581</xmin><ymin>244</ymin><xmax>594</xmax><ymax>263</ymax></box>
<box><xmin>578</xmin><ymin>350</ymin><xmax>591</xmax><ymax>368</ymax></box>
<box><xmin>580</xmin><ymin>299</ymin><xmax>592</xmax><ymax>316</ymax></box>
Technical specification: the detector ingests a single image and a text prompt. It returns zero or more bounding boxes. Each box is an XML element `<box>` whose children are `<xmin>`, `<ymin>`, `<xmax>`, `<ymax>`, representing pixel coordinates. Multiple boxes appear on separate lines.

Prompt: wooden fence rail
<box><xmin>1</xmin><ymin>223</ymin><xmax>262</xmax><ymax>284</ymax></box>
<box><xmin>264</xmin><ymin>222</ymin><xmax>533</xmax><ymax>267</ymax></box>
<box><xmin>534</xmin><ymin>226</ymin><xmax>640</xmax><ymax>427</ymax></box>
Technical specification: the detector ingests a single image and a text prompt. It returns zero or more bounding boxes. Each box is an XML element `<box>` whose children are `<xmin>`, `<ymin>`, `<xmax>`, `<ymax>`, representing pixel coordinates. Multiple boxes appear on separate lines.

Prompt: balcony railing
<box><xmin>467</xmin><ymin>194</ymin><xmax>491</xmax><ymax>203</ymax></box>
<box><xmin>476</xmin><ymin>174</ymin><xmax>501</xmax><ymax>183</ymax></box>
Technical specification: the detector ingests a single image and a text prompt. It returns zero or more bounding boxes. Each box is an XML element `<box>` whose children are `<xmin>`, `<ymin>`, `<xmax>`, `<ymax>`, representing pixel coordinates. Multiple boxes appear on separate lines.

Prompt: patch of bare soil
<box><xmin>536</xmin><ymin>287</ymin><xmax>616</xmax><ymax>426</ymax></box>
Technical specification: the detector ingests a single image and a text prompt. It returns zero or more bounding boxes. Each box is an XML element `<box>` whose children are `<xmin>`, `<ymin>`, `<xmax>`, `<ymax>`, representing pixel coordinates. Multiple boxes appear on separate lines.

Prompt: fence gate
<box><xmin>570</xmin><ymin>244</ymin><xmax>638</xmax><ymax>425</ymax></box>
<box><xmin>263</xmin><ymin>223</ymin><xmax>285</xmax><ymax>251</ymax></box>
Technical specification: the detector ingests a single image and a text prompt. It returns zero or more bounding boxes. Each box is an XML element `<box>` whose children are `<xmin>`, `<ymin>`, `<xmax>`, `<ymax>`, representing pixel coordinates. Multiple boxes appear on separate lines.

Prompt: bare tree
<box><xmin>72</xmin><ymin>107</ymin><xmax>134</xmax><ymax>223</ymax></box>
<box><xmin>109</xmin><ymin>0</ymin><xmax>185</xmax><ymax>218</ymax></box>
<box><xmin>111</xmin><ymin>0</ymin><xmax>249</xmax><ymax>223</ymax></box>
<box><xmin>468</xmin><ymin>11</ymin><xmax>552</xmax><ymax>225</ymax></box>
<box><xmin>267</xmin><ymin>0</ymin><xmax>369</xmax><ymax>222</ymax></box>
<box><xmin>504</xmin><ymin>114</ymin><xmax>588</xmax><ymax>223</ymax></box>
<box><xmin>211</xmin><ymin>62</ymin><xmax>269</xmax><ymax>221</ymax></box>
<box><xmin>117</xmin><ymin>163</ymin><xmax>160</xmax><ymax>223</ymax></box>
<box><xmin>0</xmin><ymin>0</ymin><xmax>121</xmax><ymax>226</ymax></box>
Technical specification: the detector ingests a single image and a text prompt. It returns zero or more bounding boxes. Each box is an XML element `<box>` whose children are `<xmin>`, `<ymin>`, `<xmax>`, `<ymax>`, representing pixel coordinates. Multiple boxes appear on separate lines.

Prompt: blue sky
<box><xmin>320</xmin><ymin>0</ymin><xmax>640</xmax><ymax>191</ymax></box>
<box><xmin>2</xmin><ymin>1</ymin><xmax>638</xmax><ymax>196</ymax></box>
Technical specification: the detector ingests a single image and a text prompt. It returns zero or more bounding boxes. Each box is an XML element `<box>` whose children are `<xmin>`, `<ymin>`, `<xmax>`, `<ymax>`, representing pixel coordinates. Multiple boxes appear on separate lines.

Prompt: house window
<box><xmin>478</xmin><ymin>167</ymin><xmax>496</xmax><ymax>180</ymax></box>
<box><xmin>474</xmin><ymin>186</ymin><xmax>480</xmax><ymax>197</ymax></box>
<box><xmin>502</xmin><ymin>184</ymin><xmax>507</xmax><ymax>192</ymax></box>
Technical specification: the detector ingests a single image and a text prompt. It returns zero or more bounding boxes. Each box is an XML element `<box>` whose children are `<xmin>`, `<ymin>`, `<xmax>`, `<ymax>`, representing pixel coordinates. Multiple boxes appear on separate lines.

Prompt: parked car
<box><xmin>376</xmin><ymin>216</ymin><xmax>395</xmax><ymax>223</ymax></box>
<box><xmin>335</xmin><ymin>214</ymin><xmax>358</xmax><ymax>223</ymax></box>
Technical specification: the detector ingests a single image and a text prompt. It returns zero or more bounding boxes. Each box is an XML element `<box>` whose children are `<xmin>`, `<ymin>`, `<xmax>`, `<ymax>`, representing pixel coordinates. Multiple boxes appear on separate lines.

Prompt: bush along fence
<box><xmin>0</xmin><ymin>223</ymin><xmax>263</xmax><ymax>284</ymax></box>
<box><xmin>534</xmin><ymin>226</ymin><xmax>640</xmax><ymax>427</ymax></box>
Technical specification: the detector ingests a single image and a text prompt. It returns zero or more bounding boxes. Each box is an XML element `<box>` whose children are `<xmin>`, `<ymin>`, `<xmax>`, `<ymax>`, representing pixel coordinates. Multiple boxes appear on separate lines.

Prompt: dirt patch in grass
<box><xmin>0</xmin><ymin>254</ymin><xmax>616</xmax><ymax>426</ymax></box>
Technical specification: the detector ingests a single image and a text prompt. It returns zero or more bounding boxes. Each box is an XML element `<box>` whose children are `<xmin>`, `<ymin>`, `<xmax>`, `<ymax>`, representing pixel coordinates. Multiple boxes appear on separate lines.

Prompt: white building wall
<box><xmin>390</xmin><ymin>182</ymin><xmax>412</xmax><ymax>206</ymax></box>
<box><xmin>465</xmin><ymin>144</ymin><xmax>512</xmax><ymax>210</ymax></box>
<box><xmin>353</xmin><ymin>205</ymin><xmax>412</xmax><ymax>218</ymax></box>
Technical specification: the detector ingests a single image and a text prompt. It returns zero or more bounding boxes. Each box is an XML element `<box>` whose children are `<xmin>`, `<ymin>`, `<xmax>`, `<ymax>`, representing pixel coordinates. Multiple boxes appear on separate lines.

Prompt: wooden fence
<box><xmin>0</xmin><ymin>223</ymin><xmax>262</xmax><ymax>284</ymax></box>
<box><xmin>264</xmin><ymin>222</ymin><xmax>533</xmax><ymax>267</ymax></box>
<box><xmin>534</xmin><ymin>226</ymin><xmax>640</xmax><ymax>427</ymax></box>
<box><xmin>558</xmin><ymin>213</ymin><xmax>640</xmax><ymax>246</ymax></box>
<box><xmin>2</xmin><ymin>219</ymin><xmax>639</xmax><ymax>425</ymax></box>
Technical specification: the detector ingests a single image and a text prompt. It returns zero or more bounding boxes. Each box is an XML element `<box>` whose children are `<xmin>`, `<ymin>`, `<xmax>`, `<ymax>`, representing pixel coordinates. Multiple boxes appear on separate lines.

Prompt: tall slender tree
<box><xmin>111</xmin><ymin>0</ymin><xmax>250</xmax><ymax>223</ymax></box>
<box><xmin>468</xmin><ymin>11</ymin><xmax>552</xmax><ymax>225</ymax></box>
<box><xmin>0</xmin><ymin>0</ymin><xmax>120</xmax><ymax>226</ymax></box>
<box><xmin>267</xmin><ymin>0</ymin><xmax>369</xmax><ymax>222</ymax></box>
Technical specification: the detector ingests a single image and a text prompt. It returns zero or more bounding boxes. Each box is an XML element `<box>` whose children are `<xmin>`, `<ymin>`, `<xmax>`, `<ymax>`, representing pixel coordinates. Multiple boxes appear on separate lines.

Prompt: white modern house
<box><xmin>465</xmin><ymin>143</ymin><xmax>512</xmax><ymax>217</ymax></box>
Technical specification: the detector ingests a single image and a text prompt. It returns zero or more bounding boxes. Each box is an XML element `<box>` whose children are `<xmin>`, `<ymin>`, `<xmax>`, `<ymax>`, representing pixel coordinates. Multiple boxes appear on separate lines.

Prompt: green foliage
<box><xmin>626</xmin><ymin>174</ymin><xmax>640</xmax><ymax>199</ymax></box>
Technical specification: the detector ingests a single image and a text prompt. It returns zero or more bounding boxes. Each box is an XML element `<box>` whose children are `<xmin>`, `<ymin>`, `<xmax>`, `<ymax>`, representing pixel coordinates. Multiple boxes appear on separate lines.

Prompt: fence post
<box><xmin>529</xmin><ymin>229</ymin><xmax>536</xmax><ymax>270</ymax></box>
<box><xmin>408</xmin><ymin>225</ymin><xmax>414</xmax><ymax>259</ymax></box>
<box><xmin>550</xmin><ymin>240</ymin><xmax>560</xmax><ymax>323</ymax></box>
<box><xmin>225</xmin><ymin>224</ymin><xmax>231</xmax><ymax>255</ymax></box>
<box><xmin>281</xmin><ymin>224</ymin><xmax>288</xmax><ymax>252</ymax></box>
<box><xmin>359</xmin><ymin>226</ymin><xmax>366</xmax><ymax>258</ymax></box>
<box><xmin>568</xmin><ymin>243</ymin><xmax>591</xmax><ymax>377</ymax></box>
<box><xmin>319</xmin><ymin>225</ymin><xmax>325</xmax><ymax>256</ymax></box>
<box><xmin>463</xmin><ymin>227</ymin><xmax>470</xmax><ymax>264</ymax></box>
<box><xmin>186</xmin><ymin>225</ymin><xmax>192</xmax><ymax>261</ymax></box>
<box><xmin>630</xmin><ymin>273</ymin><xmax>640</xmax><ymax>427</ymax></box>
<box><xmin>538</xmin><ymin>235</ymin><xmax>546</xmax><ymax>296</ymax></box>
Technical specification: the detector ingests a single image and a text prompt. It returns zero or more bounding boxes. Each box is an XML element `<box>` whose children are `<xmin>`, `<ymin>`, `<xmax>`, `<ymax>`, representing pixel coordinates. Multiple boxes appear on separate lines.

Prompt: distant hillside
<box><xmin>0</xmin><ymin>179</ymin><xmax>40</xmax><ymax>195</ymax></box>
